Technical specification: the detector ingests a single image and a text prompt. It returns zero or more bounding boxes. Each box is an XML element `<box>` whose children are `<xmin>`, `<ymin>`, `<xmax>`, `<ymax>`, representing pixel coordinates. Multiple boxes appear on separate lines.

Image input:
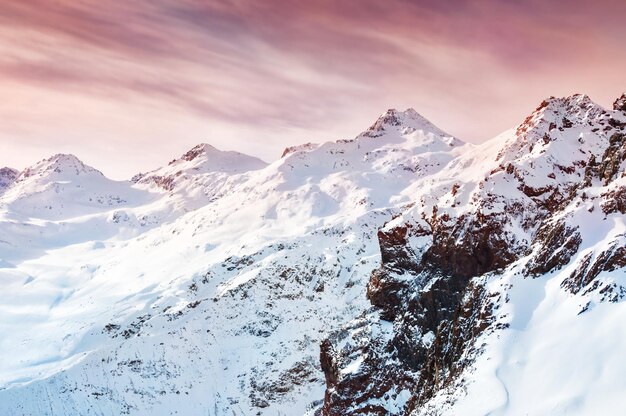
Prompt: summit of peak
<box><xmin>193</xmin><ymin>143</ymin><xmax>218</xmax><ymax>152</ymax></box>
<box><xmin>559</xmin><ymin>93</ymin><xmax>590</xmax><ymax>103</ymax></box>
<box><xmin>18</xmin><ymin>153</ymin><xmax>102</xmax><ymax>181</ymax></box>
<box><xmin>397</xmin><ymin>107</ymin><xmax>429</xmax><ymax>120</ymax></box>
<box><xmin>47</xmin><ymin>153</ymin><xmax>84</xmax><ymax>165</ymax></box>
<box><xmin>515</xmin><ymin>93</ymin><xmax>606</xmax><ymax>138</ymax></box>
<box><xmin>363</xmin><ymin>107</ymin><xmax>455</xmax><ymax>141</ymax></box>
<box><xmin>142</xmin><ymin>143</ymin><xmax>267</xmax><ymax>182</ymax></box>
<box><xmin>45</xmin><ymin>154</ymin><xmax>96</xmax><ymax>172</ymax></box>
<box><xmin>180</xmin><ymin>143</ymin><xmax>220</xmax><ymax>162</ymax></box>
<box><xmin>377</xmin><ymin>107</ymin><xmax>434</xmax><ymax>126</ymax></box>
<box><xmin>496</xmin><ymin>93</ymin><xmax>617</xmax><ymax>164</ymax></box>
<box><xmin>534</xmin><ymin>93</ymin><xmax>600</xmax><ymax>116</ymax></box>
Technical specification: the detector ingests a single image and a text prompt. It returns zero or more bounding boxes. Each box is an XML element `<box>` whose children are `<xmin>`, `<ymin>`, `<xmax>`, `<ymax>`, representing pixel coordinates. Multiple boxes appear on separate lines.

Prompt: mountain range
<box><xmin>0</xmin><ymin>93</ymin><xmax>625</xmax><ymax>415</ymax></box>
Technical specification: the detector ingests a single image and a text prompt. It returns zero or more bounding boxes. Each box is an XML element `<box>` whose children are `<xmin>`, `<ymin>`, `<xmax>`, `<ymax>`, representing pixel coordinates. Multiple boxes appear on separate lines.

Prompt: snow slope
<box><xmin>0</xmin><ymin>96</ymin><xmax>625</xmax><ymax>416</ymax></box>
<box><xmin>413</xmin><ymin>97</ymin><xmax>626</xmax><ymax>415</ymax></box>
<box><xmin>0</xmin><ymin>109</ymin><xmax>464</xmax><ymax>415</ymax></box>
<box><xmin>318</xmin><ymin>94</ymin><xmax>626</xmax><ymax>416</ymax></box>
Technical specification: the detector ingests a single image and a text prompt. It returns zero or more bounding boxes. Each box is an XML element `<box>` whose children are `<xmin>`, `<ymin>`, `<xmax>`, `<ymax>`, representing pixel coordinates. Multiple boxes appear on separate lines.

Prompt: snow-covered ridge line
<box><xmin>7</xmin><ymin>93</ymin><xmax>621</xmax><ymax>187</ymax></box>
<box><xmin>0</xmin><ymin>92</ymin><xmax>624</xmax><ymax>416</ymax></box>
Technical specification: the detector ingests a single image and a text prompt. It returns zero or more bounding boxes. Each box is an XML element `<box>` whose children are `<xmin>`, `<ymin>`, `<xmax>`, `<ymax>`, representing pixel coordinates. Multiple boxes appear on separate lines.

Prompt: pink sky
<box><xmin>0</xmin><ymin>0</ymin><xmax>624</xmax><ymax>179</ymax></box>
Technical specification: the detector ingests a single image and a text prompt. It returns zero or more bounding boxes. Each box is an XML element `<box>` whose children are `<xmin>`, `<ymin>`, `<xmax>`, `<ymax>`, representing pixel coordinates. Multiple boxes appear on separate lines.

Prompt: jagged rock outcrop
<box><xmin>614</xmin><ymin>93</ymin><xmax>626</xmax><ymax>113</ymax></box>
<box><xmin>281</xmin><ymin>142</ymin><xmax>319</xmax><ymax>158</ymax></box>
<box><xmin>319</xmin><ymin>93</ymin><xmax>626</xmax><ymax>416</ymax></box>
<box><xmin>321</xmin><ymin>209</ymin><xmax>526</xmax><ymax>415</ymax></box>
<box><xmin>524</xmin><ymin>220</ymin><xmax>582</xmax><ymax>277</ymax></box>
<box><xmin>407</xmin><ymin>281</ymin><xmax>499</xmax><ymax>411</ymax></box>
<box><xmin>562</xmin><ymin>239</ymin><xmax>626</xmax><ymax>297</ymax></box>
<box><xmin>586</xmin><ymin>133</ymin><xmax>626</xmax><ymax>186</ymax></box>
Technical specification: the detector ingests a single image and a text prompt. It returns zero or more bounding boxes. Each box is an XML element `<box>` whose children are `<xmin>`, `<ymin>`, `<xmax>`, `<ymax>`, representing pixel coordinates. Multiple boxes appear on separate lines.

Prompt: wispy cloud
<box><xmin>0</xmin><ymin>0</ymin><xmax>624</xmax><ymax>178</ymax></box>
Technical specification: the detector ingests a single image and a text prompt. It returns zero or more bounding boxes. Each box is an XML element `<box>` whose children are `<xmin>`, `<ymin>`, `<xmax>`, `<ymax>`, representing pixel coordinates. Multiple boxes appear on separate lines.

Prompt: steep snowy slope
<box><xmin>0</xmin><ymin>109</ymin><xmax>464</xmax><ymax>415</ymax></box>
<box><xmin>319</xmin><ymin>94</ymin><xmax>626</xmax><ymax>415</ymax></box>
<box><xmin>425</xmin><ymin>96</ymin><xmax>626</xmax><ymax>416</ymax></box>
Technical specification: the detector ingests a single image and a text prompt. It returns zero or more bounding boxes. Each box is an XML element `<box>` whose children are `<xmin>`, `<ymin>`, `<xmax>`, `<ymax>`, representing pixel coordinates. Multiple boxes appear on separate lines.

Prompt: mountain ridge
<box><xmin>0</xmin><ymin>93</ymin><xmax>624</xmax><ymax>415</ymax></box>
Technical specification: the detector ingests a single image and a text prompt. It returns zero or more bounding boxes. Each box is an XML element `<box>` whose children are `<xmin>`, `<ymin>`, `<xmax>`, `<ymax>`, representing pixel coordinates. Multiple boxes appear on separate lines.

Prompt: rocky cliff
<box><xmin>319</xmin><ymin>93</ymin><xmax>626</xmax><ymax>415</ymax></box>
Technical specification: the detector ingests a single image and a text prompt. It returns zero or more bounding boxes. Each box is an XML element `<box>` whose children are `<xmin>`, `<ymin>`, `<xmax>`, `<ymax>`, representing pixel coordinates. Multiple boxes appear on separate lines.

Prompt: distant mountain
<box><xmin>0</xmin><ymin>94</ymin><xmax>624</xmax><ymax>416</ymax></box>
<box><xmin>0</xmin><ymin>153</ymin><xmax>146</xmax><ymax>221</ymax></box>
<box><xmin>0</xmin><ymin>167</ymin><xmax>18</xmax><ymax>193</ymax></box>
<box><xmin>132</xmin><ymin>143</ymin><xmax>267</xmax><ymax>190</ymax></box>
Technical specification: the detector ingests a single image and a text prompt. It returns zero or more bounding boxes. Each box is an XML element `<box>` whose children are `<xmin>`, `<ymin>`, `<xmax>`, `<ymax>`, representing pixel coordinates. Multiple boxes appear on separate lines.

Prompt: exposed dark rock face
<box><xmin>321</xmin><ymin>208</ymin><xmax>527</xmax><ymax>414</ymax></box>
<box><xmin>140</xmin><ymin>174</ymin><xmax>177</xmax><ymax>191</ymax></box>
<box><xmin>562</xmin><ymin>242</ymin><xmax>626</xmax><ymax>295</ymax></box>
<box><xmin>364</xmin><ymin>109</ymin><xmax>404</xmax><ymax>138</ymax></box>
<box><xmin>377</xmin><ymin>225</ymin><xmax>421</xmax><ymax>273</ymax></box>
<box><xmin>281</xmin><ymin>142</ymin><xmax>318</xmax><ymax>158</ymax></box>
<box><xmin>420</xmin><ymin>212</ymin><xmax>519</xmax><ymax>279</ymax></box>
<box><xmin>614</xmin><ymin>93</ymin><xmax>626</xmax><ymax>112</ymax></box>
<box><xmin>180</xmin><ymin>143</ymin><xmax>213</xmax><ymax>161</ymax></box>
<box><xmin>320</xmin><ymin>316</ymin><xmax>416</xmax><ymax>416</ymax></box>
<box><xmin>320</xmin><ymin>339</ymin><xmax>338</xmax><ymax>386</ymax></box>
<box><xmin>602</xmin><ymin>186</ymin><xmax>626</xmax><ymax>214</ymax></box>
<box><xmin>585</xmin><ymin>133</ymin><xmax>626</xmax><ymax>186</ymax></box>
<box><xmin>367</xmin><ymin>225</ymin><xmax>423</xmax><ymax>321</ymax></box>
<box><xmin>407</xmin><ymin>282</ymin><xmax>500</xmax><ymax>411</ymax></box>
<box><xmin>525</xmin><ymin>221</ymin><xmax>582</xmax><ymax>277</ymax></box>
<box><xmin>319</xmin><ymin>95</ymin><xmax>626</xmax><ymax>415</ymax></box>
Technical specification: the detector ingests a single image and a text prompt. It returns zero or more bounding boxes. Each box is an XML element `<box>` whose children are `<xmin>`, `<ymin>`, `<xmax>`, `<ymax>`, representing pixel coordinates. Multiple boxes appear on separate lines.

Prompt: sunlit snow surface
<box><xmin>0</xmin><ymin>109</ymin><xmax>465</xmax><ymax>414</ymax></box>
<box><xmin>0</xmin><ymin>97</ymin><xmax>625</xmax><ymax>415</ymax></box>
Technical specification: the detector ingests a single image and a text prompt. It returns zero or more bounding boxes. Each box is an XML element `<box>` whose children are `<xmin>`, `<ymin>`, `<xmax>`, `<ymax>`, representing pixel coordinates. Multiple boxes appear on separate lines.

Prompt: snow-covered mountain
<box><xmin>0</xmin><ymin>94</ymin><xmax>624</xmax><ymax>415</ymax></box>
<box><xmin>0</xmin><ymin>167</ymin><xmax>18</xmax><ymax>193</ymax></box>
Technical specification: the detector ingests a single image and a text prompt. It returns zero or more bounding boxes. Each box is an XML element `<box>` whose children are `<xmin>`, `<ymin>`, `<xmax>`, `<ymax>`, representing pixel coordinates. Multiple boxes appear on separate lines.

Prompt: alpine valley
<box><xmin>1</xmin><ymin>93</ymin><xmax>625</xmax><ymax>416</ymax></box>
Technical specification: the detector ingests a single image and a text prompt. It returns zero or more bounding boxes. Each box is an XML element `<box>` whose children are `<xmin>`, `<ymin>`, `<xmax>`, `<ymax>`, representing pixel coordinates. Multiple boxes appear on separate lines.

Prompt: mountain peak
<box><xmin>534</xmin><ymin>93</ymin><xmax>601</xmax><ymax>117</ymax></box>
<box><xmin>515</xmin><ymin>93</ymin><xmax>606</xmax><ymax>139</ymax></box>
<box><xmin>179</xmin><ymin>143</ymin><xmax>219</xmax><ymax>162</ymax></box>
<box><xmin>363</xmin><ymin>107</ymin><xmax>454</xmax><ymax>141</ymax></box>
<box><xmin>494</xmin><ymin>93</ymin><xmax>616</xmax><ymax>165</ymax></box>
<box><xmin>371</xmin><ymin>107</ymin><xmax>434</xmax><ymax>128</ymax></box>
<box><xmin>281</xmin><ymin>142</ymin><xmax>319</xmax><ymax>158</ymax></box>
<box><xmin>171</xmin><ymin>143</ymin><xmax>266</xmax><ymax>172</ymax></box>
<box><xmin>19</xmin><ymin>153</ymin><xmax>102</xmax><ymax>180</ymax></box>
<box><xmin>0</xmin><ymin>166</ymin><xmax>18</xmax><ymax>177</ymax></box>
<box><xmin>135</xmin><ymin>143</ymin><xmax>267</xmax><ymax>187</ymax></box>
